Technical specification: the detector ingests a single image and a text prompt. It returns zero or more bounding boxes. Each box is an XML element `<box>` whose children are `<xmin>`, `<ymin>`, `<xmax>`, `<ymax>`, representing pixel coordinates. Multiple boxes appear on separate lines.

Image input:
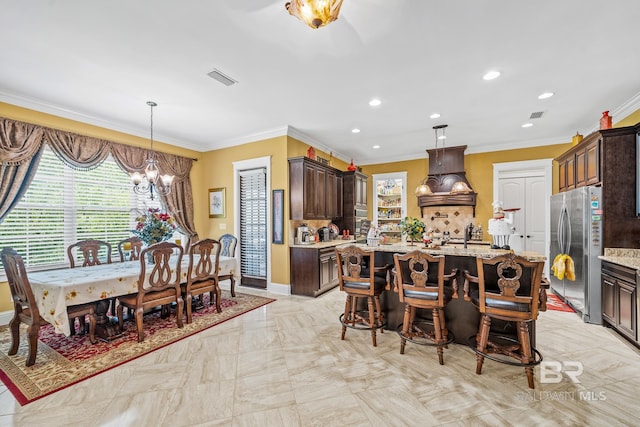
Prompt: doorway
<box><xmin>493</xmin><ymin>159</ymin><xmax>552</xmax><ymax>276</ymax></box>
<box><xmin>233</xmin><ymin>157</ymin><xmax>271</xmax><ymax>289</ymax></box>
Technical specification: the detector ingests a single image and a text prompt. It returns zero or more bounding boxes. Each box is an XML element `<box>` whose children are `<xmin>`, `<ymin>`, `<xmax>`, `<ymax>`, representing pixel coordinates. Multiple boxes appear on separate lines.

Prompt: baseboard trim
<box><xmin>267</xmin><ymin>282</ymin><xmax>291</xmax><ymax>295</ymax></box>
<box><xmin>0</xmin><ymin>310</ymin><xmax>13</xmax><ymax>326</ymax></box>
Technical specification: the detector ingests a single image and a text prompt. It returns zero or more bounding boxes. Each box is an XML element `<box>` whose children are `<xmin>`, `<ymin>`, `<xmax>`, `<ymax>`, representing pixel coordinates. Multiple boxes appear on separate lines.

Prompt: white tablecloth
<box><xmin>29</xmin><ymin>256</ymin><xmax>239</xmax><ymax>335</ymax></box>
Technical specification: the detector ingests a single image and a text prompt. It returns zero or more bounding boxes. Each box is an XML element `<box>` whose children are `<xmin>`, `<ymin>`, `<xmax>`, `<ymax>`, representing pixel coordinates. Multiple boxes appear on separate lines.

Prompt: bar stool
<box><xmin>393</xmin><ymin>250</ymin><xmax>457</xmax><ymax>364</ymax></box>
<box><xmin>465</xmin><ymin>252</ymin><xmax>545</xmax><ymax>389</ymax></box>
<box><xmin>335</xmin><ymin>245</ymin><xmax>389</xmax><ymax>346</ymax></box>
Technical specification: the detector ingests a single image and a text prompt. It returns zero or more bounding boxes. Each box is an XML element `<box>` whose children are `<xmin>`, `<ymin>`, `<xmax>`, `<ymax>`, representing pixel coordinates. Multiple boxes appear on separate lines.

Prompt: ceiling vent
<box><xmin>529</xmin><ymin>111</ymin><xmax>544</xmax><ymax>119</ymax></box>
<box><xmin>207</xmin><ymin>69</ymin><xmax>238</xmax><ymax>86</ymax></box>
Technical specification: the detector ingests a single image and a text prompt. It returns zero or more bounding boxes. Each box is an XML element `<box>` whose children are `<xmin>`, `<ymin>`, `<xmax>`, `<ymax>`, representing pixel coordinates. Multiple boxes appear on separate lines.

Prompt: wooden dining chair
<box><xmin>117</xmin><ymin>237</ymin><xmax>143</xmax><ymax>262</ymax></box>
<box><xmin>67</xmin><ymin>239</ymin><xmax>113</xmax><ymax>268</ymax></box>
<box><xmin>1</xmin><ymin>247</ymin><xmax>96</xmax><ymax>366</ymax></box>
<box><xmin>335</xmin><ymin>245</ymin><xmax>389</xmax><ymax>346</ymax></box>
<box><xmin>466</xmin><ymin>252</ymin><xmax>545</xmax><ymax>389</ymax></box>
<box><xmin>116</xmin><ymin>242</ymin><xmax>184</xmax><ymax>342</ymax></box>
<box><xmin>393</xmin><ymin>251</ymin><xmax>457</xmax><ymax>364</ymax></box>
<box><xmin>218</xmin><ymin>233</ymin><xmax>238</xmax><ymax>297</ymax></box>
<box><xmin>182</xmin><ymin>238</ymin><xmax>222</xmax><ymax>323</ymax></box>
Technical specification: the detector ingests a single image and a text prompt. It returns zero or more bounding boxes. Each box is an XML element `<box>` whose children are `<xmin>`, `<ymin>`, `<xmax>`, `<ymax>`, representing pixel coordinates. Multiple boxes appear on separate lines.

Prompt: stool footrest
<box><xmin>467</xmin><ymin>334</ymin><xmax>543</xmax><ymax>367</ymax></box>
<box><xmin>397</xmin><ymin>320</ymin><xmax>454</xmax><ymax>347</ymax></box>
<box><xmin>339</xmin><ymin>311</ymin><xmax>386</xmax><ymax>331</ymax></box>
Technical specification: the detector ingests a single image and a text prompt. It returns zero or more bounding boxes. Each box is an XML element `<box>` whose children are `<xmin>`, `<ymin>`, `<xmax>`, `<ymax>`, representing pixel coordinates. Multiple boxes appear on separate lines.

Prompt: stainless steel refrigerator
<box><xmin>549</xmin><ymin>186</ymin><xmax>603</xmax><ymax>324</ymax></box>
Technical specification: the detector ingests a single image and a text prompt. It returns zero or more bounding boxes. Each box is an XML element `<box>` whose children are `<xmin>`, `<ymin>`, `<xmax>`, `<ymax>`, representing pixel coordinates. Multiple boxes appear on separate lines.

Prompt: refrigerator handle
<box><xmin>558</xmin><ymin>205</ymin><xmax>566</xmax><ymax>253</ymax></box>
<box><xmin>564</xmin><ymin>205</ymin><xmax>572</xmax><ymax>254</ymax></box>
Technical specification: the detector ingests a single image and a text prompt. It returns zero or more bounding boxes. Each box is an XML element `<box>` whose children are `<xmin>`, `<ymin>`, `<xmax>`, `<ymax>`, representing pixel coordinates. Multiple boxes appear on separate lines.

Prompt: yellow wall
<box><xmin>362</xmin><ymin>144</ymin><xmax>573</xmax><ymax>242</ymax></box>
<box><xmin>1</xmin><ymin>101</ymin><xmax>639</xmax><ymax>314</ymax></box>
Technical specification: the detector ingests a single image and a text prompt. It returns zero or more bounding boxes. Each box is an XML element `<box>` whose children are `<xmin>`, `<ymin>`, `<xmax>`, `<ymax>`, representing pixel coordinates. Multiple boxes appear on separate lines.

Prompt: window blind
<box><xmin>239</xmin><ymin>168</ymin><xmax>267</xmax><ymax>279</ymax></box>
<box><xmin>0</xmin><ymin>146</ymin><xmax>182</xmax><ymax>275</ymax></box>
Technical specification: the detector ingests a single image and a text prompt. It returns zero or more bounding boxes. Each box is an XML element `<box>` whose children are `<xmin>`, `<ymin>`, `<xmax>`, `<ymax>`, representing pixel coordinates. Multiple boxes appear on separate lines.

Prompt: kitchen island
<box><xmin>291</xmin><ymin>240</ymin><xmax>546</xmax><ymax>344</ymax></box>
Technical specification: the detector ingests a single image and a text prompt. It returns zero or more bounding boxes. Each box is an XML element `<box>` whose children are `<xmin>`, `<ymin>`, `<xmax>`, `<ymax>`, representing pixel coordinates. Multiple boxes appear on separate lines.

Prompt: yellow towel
<box><xmin>551</xmin><ymin>254</ymin><xmax>575</xmax><ymax>281</ymax></box>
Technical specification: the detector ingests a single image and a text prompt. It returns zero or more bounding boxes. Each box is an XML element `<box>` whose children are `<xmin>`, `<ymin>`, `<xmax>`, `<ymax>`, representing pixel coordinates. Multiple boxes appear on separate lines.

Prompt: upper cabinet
<box><xmin>556</xmin><ymin>132</ymin><xmax>601</xmax><ymax>192</ymax></box>
<box><xmin>289</xmin><ymin>157</ymin><xmax>343</xmax><ymax>220</ymax></box>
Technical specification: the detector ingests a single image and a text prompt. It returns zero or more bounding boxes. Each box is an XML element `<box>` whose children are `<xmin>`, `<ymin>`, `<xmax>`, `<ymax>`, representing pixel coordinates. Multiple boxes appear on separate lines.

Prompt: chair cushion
<box><xmin>469</xmin><ymin>289</ymin><xmax>530</xmax><ymax>312</ymax></box>
<box><xmin>404</xmin><ymin>285</ymin><xmax>454</xmax><ymax>304</ymax></box>
<box><xmin>343</xmin><ymin>275</ymin><xmax>387</xmax><ymax>293</ymax></box>
<box><xmin>118</xmin><ymin>288</ymin><xmax>179</xmax><ymax>306</ymax></box>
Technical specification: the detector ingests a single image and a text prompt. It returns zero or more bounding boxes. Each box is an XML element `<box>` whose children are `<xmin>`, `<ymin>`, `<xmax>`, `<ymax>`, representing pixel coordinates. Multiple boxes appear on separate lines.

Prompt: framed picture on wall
<box><xmin>208</xmin><ymin>187</ymin><xmax>226</xmax><ymax>218</ymax></box>
<box><xmin>272</xmin><ymin>189</ymin><xmax>284</xmax><ymax>244</ymax></box>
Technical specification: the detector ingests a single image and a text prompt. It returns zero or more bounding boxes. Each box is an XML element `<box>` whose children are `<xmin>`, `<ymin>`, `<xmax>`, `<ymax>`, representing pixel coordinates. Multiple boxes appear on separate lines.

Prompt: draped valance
<box><xmin>0</xmin><ymin>117</ymin><xmax>198</xmax><ymax>242</ymax></box>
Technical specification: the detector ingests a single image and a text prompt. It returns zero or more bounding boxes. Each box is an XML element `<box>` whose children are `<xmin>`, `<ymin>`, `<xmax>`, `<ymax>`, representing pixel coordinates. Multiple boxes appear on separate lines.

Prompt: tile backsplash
<box><xmin>421</xmin><ymin>206</ymin><xmax>477</xmax><ymax>239</ymax></box>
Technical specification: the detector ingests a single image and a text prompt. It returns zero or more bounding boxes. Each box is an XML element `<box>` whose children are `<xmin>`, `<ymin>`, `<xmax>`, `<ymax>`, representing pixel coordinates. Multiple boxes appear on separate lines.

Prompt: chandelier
<box><xmin>285</xmin><ymin>0</ymin><xmax>344</xmax><ymax>29</ymax></box>
<box><xmin>130</xmin><ymin>101</ymin><xmax>174</xmax><ymax>200</ymax></box>
<box><xmin>415</xmin><ymin>124</ymin><xmax>448</xmax><ymax>196</ymax></box>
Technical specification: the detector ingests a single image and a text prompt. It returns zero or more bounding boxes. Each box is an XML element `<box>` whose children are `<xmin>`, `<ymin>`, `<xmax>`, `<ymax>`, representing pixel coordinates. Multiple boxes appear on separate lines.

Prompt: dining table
<box><xmin>28</xmin><ymin>255</ymin><xmax>240</xmax><ymax>341</ymax></box>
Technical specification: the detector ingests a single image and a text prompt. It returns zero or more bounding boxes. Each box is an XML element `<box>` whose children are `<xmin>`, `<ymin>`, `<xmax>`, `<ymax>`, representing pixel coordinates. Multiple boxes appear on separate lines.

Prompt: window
<box><xmin>239</xmin><ymin>168</ymin><xmax>267</xmax><ymax>286</ymax></box>
<box><xmin>0</xmin><ymin>146</ymin><xmax>181</xmax><ymax>275</ymax></box>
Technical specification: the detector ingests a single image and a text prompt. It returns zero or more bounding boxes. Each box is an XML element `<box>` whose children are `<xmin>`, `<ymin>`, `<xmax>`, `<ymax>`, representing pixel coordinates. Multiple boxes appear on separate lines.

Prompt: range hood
<box><xmin>416</xmin><ymin>145</ymin><xmax>477</xmax><ymax>214</ymax></box>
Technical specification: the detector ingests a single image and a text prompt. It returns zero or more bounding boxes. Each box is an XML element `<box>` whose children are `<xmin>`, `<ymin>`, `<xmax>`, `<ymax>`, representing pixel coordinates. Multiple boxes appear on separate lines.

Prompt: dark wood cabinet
<box><xmin>601</xmin><ymin>261</ymin><xmax>637</xmax><ymax>342</ymax></box>
<box><xmin>289</xmin><ymin>157</ymin><xmax>342</xmax><ymax>220</ymax></box>
<box><xmin>340</xmin><ymin>171</ymin><xmax>368</xmax><ymax>237</ymax></box>
<box><xmin>290</xmin><ymin>246</ymin><xmax>339</xmax><ymax>297</ymax></box>
<box><xmin>556</xmin><ymin>134</ymin><xmax>599</xmax><ymax>192</ymax></box>
<box><xmin>556</xmin><ymin>124</ymin><xmax>640</xmax><ymax>248</ymax></box>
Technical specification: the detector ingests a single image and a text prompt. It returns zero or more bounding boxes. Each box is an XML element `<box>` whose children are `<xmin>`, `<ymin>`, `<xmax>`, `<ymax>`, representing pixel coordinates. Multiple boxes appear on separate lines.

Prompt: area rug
<box><xmin>0</xmin><ymin>291</ymin><xmax>274</xmax><ymax>405</ymax></box>
<box><xmin>546</xmin><ymin>292</ymin><xmax>576</xmax><ymax>313</ymax></box>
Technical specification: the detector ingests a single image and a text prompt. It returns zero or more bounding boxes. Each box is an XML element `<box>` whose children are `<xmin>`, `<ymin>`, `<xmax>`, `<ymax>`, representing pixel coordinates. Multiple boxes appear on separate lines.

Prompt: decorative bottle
<box><xmin>600</xmin><ymin>111</ymin><xmax>612</xmax><ymax>130</ymax></box>
<box><xmin>347</xmin><ymin>159</ymin><xmax>356</xmax><ymax>171</ymax></box>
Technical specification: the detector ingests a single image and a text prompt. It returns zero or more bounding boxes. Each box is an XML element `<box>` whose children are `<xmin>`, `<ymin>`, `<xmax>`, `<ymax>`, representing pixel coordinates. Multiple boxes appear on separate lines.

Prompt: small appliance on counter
<box><xmin>317</xmin><ymin>227</ymin><xmax>331</xmax><ymax>242</ymax></box>
<box><xmin>296</xmin><ymin>224</ymin><xmax>315</xmax><ymax>245</ymax></box>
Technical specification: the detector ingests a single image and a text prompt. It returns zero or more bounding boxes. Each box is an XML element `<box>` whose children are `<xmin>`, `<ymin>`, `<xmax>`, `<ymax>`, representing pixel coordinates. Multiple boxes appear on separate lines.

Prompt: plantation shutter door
<box><xmin>239</xmin><ymin>168</ymin><xmax>267</xmax><ymax>288</ymax></box>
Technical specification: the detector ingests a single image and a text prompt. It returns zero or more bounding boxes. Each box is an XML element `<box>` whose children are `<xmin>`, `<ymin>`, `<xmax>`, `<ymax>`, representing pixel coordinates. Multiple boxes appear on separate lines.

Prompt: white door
<box><xmin>498</xmin><ymin>175</ymin><xmax>546</xmax><ymax>256</ymax></box>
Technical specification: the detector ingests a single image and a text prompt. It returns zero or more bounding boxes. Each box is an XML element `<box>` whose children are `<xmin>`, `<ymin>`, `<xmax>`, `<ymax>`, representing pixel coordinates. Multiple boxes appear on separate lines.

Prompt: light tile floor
<box><xmin>1</xmin><ymin>282</ymin><xmax>640</xmax><ymax>426</ymax></box>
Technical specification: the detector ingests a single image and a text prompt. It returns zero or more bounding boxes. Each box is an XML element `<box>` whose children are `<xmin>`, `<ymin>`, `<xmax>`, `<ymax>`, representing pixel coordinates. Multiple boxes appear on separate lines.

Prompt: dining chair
<box><xmin>393</xmin><ymin>250</ymin><xmax>457</xmax><ymax>364</ymax></box>
<box><xmin>67</xmin><ymin>239</ymin><xmax>113</xmax><ymax>268</ymax></box>
<box><xmin>116</xmin><ymin>241</ymin><xmax>184</xmax><ymax>343</ymax></box>
<box><xmin>465</xmin><ymin>252</ymin><xmax>545</xmax><ymax>389</ymax></box>
<box><xmin>335</xmin><ymin>245</ymin><xmax>389</xmax><ymax>346</ymax></box>
<box><xmin>117</xmin><ymin>237</ymin><xmax>143</xmax><ymax>262</ymax></box>
<box><xmin>1</xmin><ymin>247</ymin><xmax>96</xmax><ymax>366</ymax></box>
<box><xmin>218</xmin><ymin>233</ymin><xmax>238</xmax><ymax>297</ymax></box>
<box><xmin>67</xmin><ymin>238</ymin><xmax>113</xmax><ymax>333</ymax></box>
<box><xmin>182</xmin><ymin>238</ymin><xmax>222</xmax><ymax>323</ymax></box>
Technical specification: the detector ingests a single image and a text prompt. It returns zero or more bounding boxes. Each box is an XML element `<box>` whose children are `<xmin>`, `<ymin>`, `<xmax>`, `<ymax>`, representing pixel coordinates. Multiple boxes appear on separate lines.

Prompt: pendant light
<box><xmin>130</xmin><ymin>101</ymin><xmax>174</xmax><ymax>200</ymax></box>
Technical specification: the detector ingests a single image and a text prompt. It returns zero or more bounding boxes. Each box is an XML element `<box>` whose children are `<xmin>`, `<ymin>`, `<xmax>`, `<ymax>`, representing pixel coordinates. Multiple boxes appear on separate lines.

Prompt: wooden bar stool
<box><xmin>335</xmin><ymin>245</ymin><xmax>389</xmax><ymax>347</ymax></box>
<box><xmin>465</xmin><ymin>252</ymin><xmax>545</xmax><ymax>389</ymax></box>
<box><xmin>393</xmin><ymin>250</ymin><xmax>457</xmax><ymax>364</ymax></box>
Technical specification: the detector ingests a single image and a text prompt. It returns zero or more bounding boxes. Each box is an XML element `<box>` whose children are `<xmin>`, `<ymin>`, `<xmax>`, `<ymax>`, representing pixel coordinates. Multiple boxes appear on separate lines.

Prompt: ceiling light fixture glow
<box><xmin>538</xmin><ymin>92</ymin><xmax>554</xmax><ymax>99</ymax></box>
<box><xmin>369</xmin><ymin>98</ymin><xmax>381</xmax><ymax>107</ymax></box>
<box><xmin>285</xmin><ymin>0</ymin><xmax>344</xmax><ymax>29</ymax></box>
<box><xmin>483</xmin><ymin>70</ymin><xmax>501</xmax><ymax>81</ymax></box>
<box><xmin>430</xmin><ymin>113</ymin><xmax>441</xmax><ymax>119</ymax></box>
<box><xmin>522</xmin><ymin>123</ymin><xmax>533</xmax><ymax>128</ymax></box>
<box><xmin>372</xmin><ymin>145</ymin><xmax>380</xmax><ymax>149</ymax></box>
<box><xmin>352</xmin><ymin>128</ymin><xmax>361</xmax><ymax>133</ymax></box>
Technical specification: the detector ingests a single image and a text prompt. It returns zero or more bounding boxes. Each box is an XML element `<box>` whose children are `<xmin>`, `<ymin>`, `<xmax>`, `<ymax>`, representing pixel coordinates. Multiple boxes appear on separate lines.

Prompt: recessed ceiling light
<box><xmin>522</xmin><ymin>123</ymin><xmax>533</xmax><ymax>128</ymax></box>
<box><xmin>538</xmin><ymin>92</ymin><xmax>554</xmax><ymax>99</ymax></box>
<box><xmin>369</xmin><ymin>98</ymin><xmax>381</xmax><ymax>107</ymax></box>
<box><xmin>372</xmin><ymin>145</ymin><xmax>380</xmax><ymax>149</ymax></box>
<box><xmin>483</xmin><ymin>70</ymin><xmax>501</xmax><ymax>81</ymax></box>
<box><xmin>430</xmin><ymin>113</ymin><xmax>441</xmax><ymax>119</ymax></box>
<box><xmin>352</xmin><ymin>128</ymin><xmax>361</xmax><ymax>133</ymax></box>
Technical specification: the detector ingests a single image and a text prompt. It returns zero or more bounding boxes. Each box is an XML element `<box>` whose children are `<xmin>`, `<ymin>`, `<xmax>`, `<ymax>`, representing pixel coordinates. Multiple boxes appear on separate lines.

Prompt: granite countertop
<box><xmin>599</xmin><ymin>248</ymin><xmax>640</xmax><ymax>271</ymax></box>
<box><xmin>292</xmin><ymin>241</ymin><xmax>545</xmax><ymax>261</ymax></box>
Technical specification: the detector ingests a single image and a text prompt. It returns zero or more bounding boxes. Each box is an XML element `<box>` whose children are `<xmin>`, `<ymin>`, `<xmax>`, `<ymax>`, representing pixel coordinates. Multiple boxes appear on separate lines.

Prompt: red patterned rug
<box><xmin>546</xmin><ymin>292</ymin><xmax>576</xmax><ymax>313</ymax></box>
<box><xmin>0</xmin><ymin>291</ymin><xmax>274</xmax><ymax>405</ymax></box>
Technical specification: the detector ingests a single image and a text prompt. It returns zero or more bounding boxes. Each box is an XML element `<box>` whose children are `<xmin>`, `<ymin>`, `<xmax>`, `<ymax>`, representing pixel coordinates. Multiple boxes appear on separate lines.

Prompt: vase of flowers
<box><xmin>399</xmin><ymin>216</ymin><xmax>425</xmax><ymax>245</ymax></box>
<box><xmin>131</xmin><ymin>208</ymin><xmax>177</xmax><ymax>263</ymax></box>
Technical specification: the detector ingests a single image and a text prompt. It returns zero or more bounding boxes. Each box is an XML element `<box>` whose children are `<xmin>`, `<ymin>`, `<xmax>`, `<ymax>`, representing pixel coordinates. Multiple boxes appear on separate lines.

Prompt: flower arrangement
<box><xmin>399</xmin><ymin>216</ymin><xmax>425</xmax><ymax>244</ymax></box>
<box><xmin>131</xmin><ymin>208</ymin><xmax>177</xmax><ymax>246</ymax></box>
